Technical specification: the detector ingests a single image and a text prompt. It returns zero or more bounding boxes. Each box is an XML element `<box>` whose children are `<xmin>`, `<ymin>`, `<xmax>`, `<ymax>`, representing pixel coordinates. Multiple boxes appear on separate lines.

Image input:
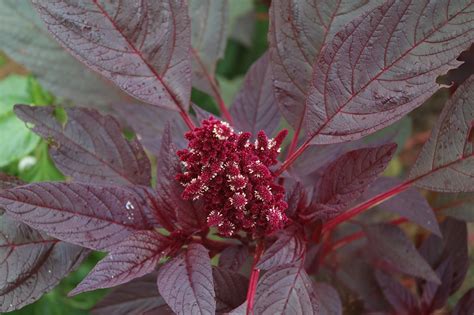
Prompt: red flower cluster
<box><xmin>176</xmin><ymin>117</ymin><xmax>288</xmax><ymax>237</ymax></box>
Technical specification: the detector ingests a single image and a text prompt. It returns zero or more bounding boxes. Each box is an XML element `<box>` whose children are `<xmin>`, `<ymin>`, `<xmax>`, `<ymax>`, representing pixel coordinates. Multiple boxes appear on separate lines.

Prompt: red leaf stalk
<box><xmin>246</xmin><ymin>241</ymin><xmax>264</xmax><ymax>315</ymax></box>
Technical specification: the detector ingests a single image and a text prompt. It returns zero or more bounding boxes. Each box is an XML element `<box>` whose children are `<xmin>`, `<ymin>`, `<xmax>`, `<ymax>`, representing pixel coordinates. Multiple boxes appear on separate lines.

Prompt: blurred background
<box><xmin>0</xmin><ymin>0</ymin><xmax>473</xmax><ymax>314</ymax></box>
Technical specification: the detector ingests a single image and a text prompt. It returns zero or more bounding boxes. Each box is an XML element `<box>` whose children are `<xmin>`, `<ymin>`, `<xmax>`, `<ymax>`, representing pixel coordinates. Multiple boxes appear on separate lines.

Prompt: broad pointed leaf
<box><xmin>268</xmin><ymin>0</ymin><xmax>383</xmax><ymax>130</ymax></box>
<box><xmin>15</xmin><ymin>105</ymin><xmax>151</xmax><ymax>186</ymax></box>
<box><xmin>257</xmin><ymin>227</ymin><xmax>306</xmax><ymax>270</ymax></box>
<box><xmin>314</xmin><ymin>282</ymin><xmax>342</xmax><ymax>315</ymax></box>
<box><xmin>0</xmin><ymin>216</ymin><xmax>87</xmax><ymax>312</ymax></box>
<box><xmin>213</xmin><ymin>267</ymin><xmax>248</xmax><ymax>313</ymax></box>
<box><xmin>305</xmin><ymin>0</ymin><xmax>474</xmax><ymax>144</ymax></box>
<box><xmin>154</xmin><ymin>123</ymin><xmax>203</xmax><ymax>232</ymax></box>
<box><xmin>157</xmin><ymin>243</ymin><xmax>215</xmax><ymax>315</ymax></box>
<box><xmin>190</xmin><ymin>0</ymin><xmax>228</xmax><ymax>100</ymax></box>
<box><xmin>0</xmin><ymin>0</ymin><xmax>127</xmax><ymax>107</ymax></box>
<box><xmin>374</xmin><ymin>270</ymin><xmax>420</xmax><ymax>314</ymax></box>
<box><xmin>0</xmin><ymin>182</ymin><xmax>154</xmax><ymax>250</ymax></box>
<box><xmin>306</xmin><ymin>143</ymin><xmax>396</xmax><ymax>221</ymax></box>
<box><xmin>365</xmin><ymin>177</ymin><xmax>441</xmax><ymax>235</ymax></box>
<box><xmin>365</xmin><ymin>223</ymin><xmax>439</xmax><ymax>283</ymax></box>
<box><xmin>409</xmin><ymin>76</ymin><xmax>474</xmax><ymax>192</ymax></box>
<box><xmin>33</xmin><ymin>0</ymin><xmax>192</xmax><ymax>111</ymax></box>
<box><xmin>230</xmin><ymin>54</ymin><xmax>281</xmax><ymax>136</ymax></box>
<box><xmin>70</xmin><ymin>231</ymin><xmax>174</xmax><ymax>295</ymax></box>
<box><xmin>91</xmin><ymin>272</ymin><xmax>174</xmax><ymax>315</ymax></box>
<box><xmin>254</xmin><ymin>263</ymin><xmax>319</xmax><ymax>315</ymax></box>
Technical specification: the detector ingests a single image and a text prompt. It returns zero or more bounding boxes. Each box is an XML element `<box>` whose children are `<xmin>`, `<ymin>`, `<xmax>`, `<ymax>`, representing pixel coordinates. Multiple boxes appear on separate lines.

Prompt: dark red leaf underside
<box><xmin>230</xmin><ymin>53</ymin><xmax>281</xmax><ymax>137</ymax></box>
<box><xmin>257</xmin><ymin>227</ymin><xmax>306</xmax><ymax>270</ymax></box>
<box><xmin>32</xmin><ymin>0</ymin><xmax>192</xmax><ymax>112</ymax></box>
<box><xmin>268</xmin><ymin>0</ymin><xmax>383</xmax><ymax>131</ymax></box>
<box><xmin>0</xmin><ymin>182</ymin><xmax>154</xmax><ymax>250</ymax></box>
<box><xmin>365</xmin><ymin>223</ymin><xmax>439</xmax><ymax>283</ymax></box>
<box><xmin>157</xmin><ymin>243</ymin><xmax>215</xmax><ymax>315</ymax></box>
<box><xmin>314</xmin><ymin>282</ymin><xmax>343</xmax><ymax>315</ymax></box>
<box><xmin>70</xmin><ymin>231</ymin><xmax>175</xmax><ymax>295</ymax></box>
<box><xmin>305</xmin><ymin>0</ymin><xmax>474</xmax><ymax>144</ymax></box>
<box><xmin>306</xmin><ymin>143</ymin><xmax>396</xmax><ymax>221</ymax></box>
<box><xmin>374</xmin><ymin>270</ymin><xmax>420</xmax><ymax>314</ymax></box>
<box><xmin>253</xmin><ymin>263</ymin><xmax>319</xmax><ymax>315</ymax></box>
<box><xmin>0</xmin><ymin>216</ymin><xmax>87</xmax><ymax>312</ymax></box>
<box><xmin>218</xmin><ymin>245</ymin><xmax>248</xmax><ymax>272</ymax></box>
<box><xmin>15</xmin><ymin>105</ymin><xmax>151</xmax><ymax>186</ymax></box>
<box><xmin>212</xmin><ymin>267</ymin><xmax>248</xmax><ymax>313</ymax></box>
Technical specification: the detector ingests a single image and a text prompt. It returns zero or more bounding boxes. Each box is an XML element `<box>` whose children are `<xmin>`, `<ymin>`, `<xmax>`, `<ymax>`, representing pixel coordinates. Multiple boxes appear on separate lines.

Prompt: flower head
<box><xmin>176</xmin><ymin>117</ymin><xmax>288</xmax><ymax>237</ymax></box>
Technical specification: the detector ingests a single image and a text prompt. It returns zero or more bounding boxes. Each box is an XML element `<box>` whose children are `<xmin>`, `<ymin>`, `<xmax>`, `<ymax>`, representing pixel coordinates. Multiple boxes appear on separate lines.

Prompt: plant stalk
<box><xmin>246</xmin><ymin>241</ymin><xmax>264</xmax><ymax>315</ymax></box>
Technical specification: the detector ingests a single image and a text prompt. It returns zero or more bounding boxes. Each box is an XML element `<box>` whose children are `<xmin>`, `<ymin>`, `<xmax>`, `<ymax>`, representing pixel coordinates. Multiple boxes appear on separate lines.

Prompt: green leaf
<box><xmin>19</xmin><ymin>141</ymin><xmax>64</xmax><ymax>182</ymax></box>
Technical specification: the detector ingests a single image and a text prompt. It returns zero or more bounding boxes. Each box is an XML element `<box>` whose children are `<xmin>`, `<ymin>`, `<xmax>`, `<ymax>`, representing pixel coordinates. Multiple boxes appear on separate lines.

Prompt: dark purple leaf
<box><xmin>453</xmin><ymin>288</ymin><xmax>474</xmax><ymax>315</ymax></box>
<box><xmin>314</xmin><ymin>282</ymin><xmax>342</xmax><ymax>315</ymax></box>
<box><xmin>0</xmin><ymin>0</ymin><xmax>128</xmax><ymax>108</ymax></box>
<box><xmin>189</xmin><ymin>0</ymin><xmax>228</xmax><ymax>101</ymax></box>
<box><xmin>374</xmin><ymin>270</ymin><xmax>419</xmax><ymax>314</ymax></box>
<box><xmin>212</xmin><ymin>267</ymin><xmax>248</xmax><ymax>313</ymax></box>
<box><xmin>0</xmin><ymin>216</ymin><xmax>87</xmax><ymax>312</ymax></box>
<box><xmin>15</xmin><ymin>105</ymin><xmax>151</xmax><ymax>186</ymax></box>
<box><xmin>192</xmin><ymin>104</ymin><xmax>216</xmax><ymax>124</ymax></box>
<box><xmin>218</xmin><ymin>245</ymin><xmax>248</xmax><ymax>272</ymax></box>
<box><xmin>365</xmin><ymin>177</ymin><xmax>441</xmax><ymax>235</ymax></box>
<box><xmin>253</xmin><ymin>263</ymin><xmax>319</xmax><ymax>315</ymax></box>
<box><xmin>418</xmin><ymin>218</ymin><xmax>468</xmax><ymax>304</ymax></box>
<box><xmin>0</xmin><ymin>182</ymin><xmax>154</xmax><ymax>250</ymax></box>
<box><xmin>409</xmin><ymin>76</ymin><xmax>474</xmax><ymax>192</ymax></box>
<box><xmin>154</xmin><ymin>124</ymin><xmax>203</xmax><ymax>232</ymax></box>
<box><xmin>0</xmin><ymin>174</ymin><xmax>25</xmax><ymax>190</ymax></box>
<box><xmin>33</xmin><ymin>0</ymin><xmax>192</xmax><ymax>111</ymax></box>
<box><xmin>157</xmin><ymin>243</ymin><xmax>215</xmax><ymax>315</ymax></box>
<box><xmin>305</xmin><ymin>144</ymin><xmax>396</xmax><ymax>221</ymax></box>
<box><xmin>113</xmin><ymin>102</ymin><xmax>186</xmax><ymax>155</ymax></box>
<box><xmin>70</xmin><ymin>231</ymin><xmax>175</xmax><ymax>295</ymax></box>
<box><xmin>284</xmin><ymin>180</ymin><xmax>308</xmax><ymax>219</ymax></box>
<box><xmin>268</xmin><ymin>0</ymin><xmax>383</xmax><ymax>131</ymax></box>
<box><xmin>91</xmin><ymin>272</ymin><xmax>174</xmax><ymax>315</ymax></box>
<box><xmin>230</xmin><ymin>54</ymin><xmax>281</xmax><ymax>136</ymax></box>
<box><xmin>305</xmin><ymin>0</ymin><xmax>474</xmax><ymax>144</ymax></box>
<box><xmin>257</xmin><ymin>227</ymin><xmax>305</xmax><ymax>270</ymax></box>
<box><xmin>365</xmin><ymin>223</ymin><xmax>439</xmax><ymax>283</ymax></box>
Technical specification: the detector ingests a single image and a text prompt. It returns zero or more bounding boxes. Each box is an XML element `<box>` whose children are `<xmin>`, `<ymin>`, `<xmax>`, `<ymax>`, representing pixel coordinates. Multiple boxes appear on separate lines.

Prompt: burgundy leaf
<box><xmin>0</xmin><ymin>0</ymin><xmax>127</xmax><ymax>108</ymax></box>
<box><xmin>284</xmin><ymin>180</ymin><xmax>308</xmax><ymax>219</ymax></box>
<box><xmin>257</xmin><ymin>227</ymin><xmax>306</xmax><ymax>270</ymax></box>
<box><xmin>212</xmin><ymin>267</ymin><xmax>248</xmax><ymax>313</ymax></box>
<box><xmin>154</xmin><ymin>123</ymin><xmax>202</xmax><ymax>232</ymax></box>
<box><xmin>0</xmin><ymin>174</ymin><xmax>25</xmax><ymax>190</ymax></box>
<box><xmin>15</xmin><ymin>105</ymin><xmax>151</xmax><ymax>186</ymax></box>
<box><xmin>189</xmin><ymin>0</ymin><xmax>228</xmax><ymax>101</ymax></box>
<box><xmin>453</xmin><ymin>288</ymin><xmax>474</xmax><ymax>315</ymax></box>
<box><xmin>314</xmin><ymin>282</ymin><xmax>342</xmax><ymax>315</ymax></box>
<box><xmin>218</xmin><ymin>245</ymin><xmax>248</xmax><ymax>272</ymax></box>
<box><xmin>374</xmin><ymin>270</ymin><xmax>420</xmax><ymax>314</ymax></box>
<box><xmin>436</xmin><ymin>192</ymin><xmax>474</xmax><ymax>222</ymax></box>
<box><xmin>253</xmin><ymin>263</ymin><xmax>319</xmax><ymax>315</ymax></box>
<box><xmin>268</xmin><ymin>0</ymin><xmax>383</xmax><ymax>130</ymax></box>
<box><xmin>70</xmin><ymin>231</ymin><xmax>175</xmax><ymax>295</ymax></box>
<box><xmin>365</xmin><ymin>177</ymin><xmax>441</xmax><ymax>235</ymax></box>
<box><xmin>157</xmin><ymin>243</ymin><xmax>215</xmax><ymax>315</ymax></box>
<box><xmin>230</xmin><ymin>54</ymin><xmax>281</xmax><ymax>136</ymax></box>
<box><xmin>418</xmin><ymin>219</ymin><xmax>468</xmax><ymax>301</ymax></box>
<box><xmin>33</xmin><ymin>0</ymin><xmax>192</xmax><ymax>112</ymax></box>
<box><xmin>0</xmin><ymin>216</ymin><xmax>87</xmax><ymax>312</ymax></box>
<box><xmin>420</xmin><ymin>256</ymin><xmax>453</xmax><ymax>312</ymax></box>
<box><xmin>114</xmin><ymin>102</ymin><xmax>186</xmax><ymax>155</ymax></box>
<box><xmin>409</xmin><ymin>76</ymin><xmax>474</xmax><ymax>192</ymax></box>
<box><xmin>305</xmin><ymin>0</ymin><xmax>474</xmax><ymax>144</ymax></box>
<box><xmin>91</xmin><ymin>272</ymin><xmax>174</xmax><ymax>315</ymax></box>
<box><xmin>0</xmin><ymin>182</ymin><xmax>154</xmax><ymax>250</ymax></box>
<box><xmin>191</xmin><ymin>104</ymin><xmax>217</xmax><ymax>124</ymax></box>
<box><xmin>365</xmin><ymin>223</ymin><xmax>439</xmax><ymax>283</ymax></box>
<box><xmin>306</xmin><ymin>144</ymin><xmax>396</xmax><ymax>221</ymax></box>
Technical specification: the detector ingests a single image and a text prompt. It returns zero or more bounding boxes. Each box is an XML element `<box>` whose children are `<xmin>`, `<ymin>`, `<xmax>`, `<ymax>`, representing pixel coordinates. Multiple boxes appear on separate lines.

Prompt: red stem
<box><xmin>286</xmin><ymin>126</ymin><xmax>302</xmax><ymax>159</ymax></box>
<box><xmin>322</xmin><ymin>180</ymin><xmax>413</xmax><ymax>234</ymax></box>
<box><xmin>246</xmin><ymin>241</ymin><xmax>264</xmax><ymax>315</ymax></box>
<box><xmin>180</xmin><ymin>110</ymin><xmax>196</xmax><ymax>130</ymax></box>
